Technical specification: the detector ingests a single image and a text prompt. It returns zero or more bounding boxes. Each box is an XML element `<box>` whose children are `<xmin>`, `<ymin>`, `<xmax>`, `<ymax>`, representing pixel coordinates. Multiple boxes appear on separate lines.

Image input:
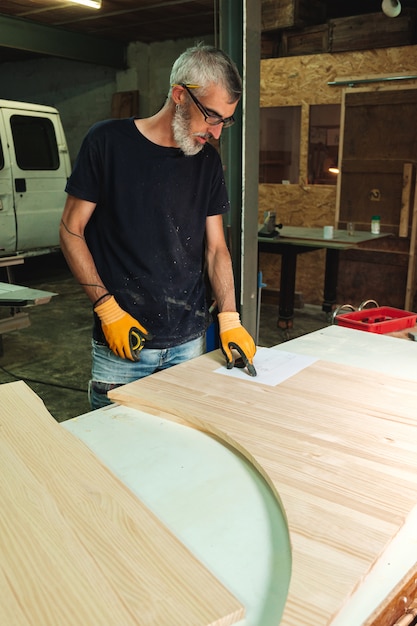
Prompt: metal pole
<box><xmin>220</xmin><ymin>0</ymin><xmax>260</xmax><ymax>338</ymax></box>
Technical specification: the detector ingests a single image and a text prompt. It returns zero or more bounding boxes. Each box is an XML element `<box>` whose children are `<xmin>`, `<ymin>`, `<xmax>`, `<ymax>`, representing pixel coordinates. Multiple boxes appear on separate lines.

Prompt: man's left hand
<box><xmin>218</xmin><ymin>312</ymin><xmax>257</xmax><ymax>376</ymax></box>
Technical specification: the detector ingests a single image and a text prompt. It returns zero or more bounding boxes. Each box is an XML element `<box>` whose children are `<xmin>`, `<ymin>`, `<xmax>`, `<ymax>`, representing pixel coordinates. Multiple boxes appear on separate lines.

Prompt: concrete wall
<box><xmin>0</xmin><ymin>35</ymin><xmax>213</xmax><ymax>165</ymax></box>
<box><xmin>0</xmin><ymin>56</ymin><xmax>117</xmax><ymax>164</ymax></box>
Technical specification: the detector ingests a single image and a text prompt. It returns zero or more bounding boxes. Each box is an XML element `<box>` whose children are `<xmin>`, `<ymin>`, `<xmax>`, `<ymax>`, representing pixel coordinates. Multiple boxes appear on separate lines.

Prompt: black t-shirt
<box><xmin>65</xmin><ymin>118</ymin><xmax>230</xmax><ymax>349</ymax></box>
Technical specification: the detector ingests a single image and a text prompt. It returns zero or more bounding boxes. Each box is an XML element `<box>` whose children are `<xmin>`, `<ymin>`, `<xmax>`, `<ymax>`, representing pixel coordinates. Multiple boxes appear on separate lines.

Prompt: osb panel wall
<box><xmin>259</xmin><ymin>184</ymin><xmax>336</xmax><ymax>226</ymax></box>
<box><xmin>259</xmin><ymin>45</ymin><xmax>417</xmax><ymax>306</ymax></box>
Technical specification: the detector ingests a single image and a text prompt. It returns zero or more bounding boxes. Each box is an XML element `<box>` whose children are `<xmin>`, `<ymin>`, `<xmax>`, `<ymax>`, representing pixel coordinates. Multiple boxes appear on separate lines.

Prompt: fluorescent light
<box><xmin>68</xmin><ymin>0</ymin><xmax>102</xmax><ymax>9</ymax></box>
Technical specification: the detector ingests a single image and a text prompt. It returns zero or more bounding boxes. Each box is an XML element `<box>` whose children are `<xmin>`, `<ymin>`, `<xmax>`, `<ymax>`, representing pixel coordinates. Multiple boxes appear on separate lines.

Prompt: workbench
<box><xmin>0</xmin><ymin>280</ymin><xmax>56</xmax><ymax>355</ymax></box>
<box><xmin>106</xmin><ymin>327</ymin><xmax>417</xmax><ymax>626</ymax></box>
<box><xmin>258</xmin><ymin>226</ymin><xmax>390</xmax><ymax>327</ymax></box>
<box><xmin>1</xmin><ymin>326</ymin><xmax>417</xmax><ymax>625</ymax></box>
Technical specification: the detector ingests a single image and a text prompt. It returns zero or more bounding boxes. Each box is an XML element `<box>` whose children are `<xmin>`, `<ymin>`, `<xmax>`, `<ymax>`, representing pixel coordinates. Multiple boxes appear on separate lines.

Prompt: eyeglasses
<box><xmin>174</xmin><ymin>83</ymin><xmax>235</xmax><ymax>129</ymax></box>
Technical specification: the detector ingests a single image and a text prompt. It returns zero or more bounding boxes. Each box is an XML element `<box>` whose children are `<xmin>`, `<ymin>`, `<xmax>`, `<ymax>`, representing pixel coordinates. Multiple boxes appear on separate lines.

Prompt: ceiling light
<box><xmin>381</xmin><ymin>0</ymin><xmax>401</xmax><ymax>18</ymax></box>
<box><xmin>68</xmin><ymin>0</ymin><xmax>102</xmax><ymax>9</ymax></box>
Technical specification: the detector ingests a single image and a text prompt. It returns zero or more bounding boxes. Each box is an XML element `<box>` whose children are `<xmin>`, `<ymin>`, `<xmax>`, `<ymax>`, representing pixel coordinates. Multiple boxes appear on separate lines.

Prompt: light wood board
<box><xmin>0</xmin><ymin>380</ymin><xmax>244</xmax><ymax>626</ymax></box>
<box><xmin>110</xmin><ymin>350</ymin><xmax>417</xmax><ymax>626</ymax></box>
<box><xmin>0</xmin><ymin>281</ymin><xmax>56</xmax><ymax>306</ymax></box>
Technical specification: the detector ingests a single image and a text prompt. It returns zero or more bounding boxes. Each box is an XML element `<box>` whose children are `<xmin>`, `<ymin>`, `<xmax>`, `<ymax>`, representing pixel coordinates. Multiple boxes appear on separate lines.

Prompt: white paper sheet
<box><xmin>215</xmin><ymin>346</ymin><xmax>317</xmax><ymax>386</ymax></box>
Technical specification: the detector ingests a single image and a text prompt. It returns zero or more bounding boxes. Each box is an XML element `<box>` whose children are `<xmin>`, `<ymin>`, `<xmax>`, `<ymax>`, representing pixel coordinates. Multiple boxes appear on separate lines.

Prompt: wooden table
<box><xmin>107</xmin><ymin>328</ymin><xmax>417</xmax><ymax>626</ymax></box>
<box><xmin>258</xmin><ymin>226</ymin><xmax>390</xmax><ymax>327</ymax></box>
<box><xmin>0</xmin><ymin>281</ymin><xmax>56</xmax><ymax>355</ymax></box>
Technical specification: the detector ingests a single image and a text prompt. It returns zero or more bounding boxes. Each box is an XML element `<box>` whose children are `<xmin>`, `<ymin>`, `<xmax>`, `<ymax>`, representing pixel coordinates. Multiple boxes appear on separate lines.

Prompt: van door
<box><xmin>1</xmin><ymin>107</ymin><xmax>70</xmax><ymax>254</ymax></box>
<box><xmin>0</xmin><ymin>114</ymin><xmax>15</xmax><ymax>255</ymax></box>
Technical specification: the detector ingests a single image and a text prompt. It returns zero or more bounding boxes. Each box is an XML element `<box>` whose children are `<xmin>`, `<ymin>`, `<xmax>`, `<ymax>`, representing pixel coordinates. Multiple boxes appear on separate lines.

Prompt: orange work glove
<box><xmin>218</xmin><ymin>311</ymin><xmax>257</xmax><ymax>376</ymax></box>
<box><xmin>94</xmin><ymin>295</ymin><xmax>151</xmax><ymax>361</ymax></box>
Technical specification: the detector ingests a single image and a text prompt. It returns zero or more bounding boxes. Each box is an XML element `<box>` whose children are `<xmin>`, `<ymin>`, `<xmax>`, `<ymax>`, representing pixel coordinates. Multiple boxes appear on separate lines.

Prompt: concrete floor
<box><xmin>0</xmin><ymin>252</ymin><xmax>329</xmax><ymax>422</ymax></box>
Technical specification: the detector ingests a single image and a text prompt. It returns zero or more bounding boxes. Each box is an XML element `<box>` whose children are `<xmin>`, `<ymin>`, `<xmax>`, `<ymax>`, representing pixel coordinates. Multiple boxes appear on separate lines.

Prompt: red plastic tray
<box><xmin>335</xmin><ymin>306</ymin><xmax>417</xmax><ymax>334</ymax></box>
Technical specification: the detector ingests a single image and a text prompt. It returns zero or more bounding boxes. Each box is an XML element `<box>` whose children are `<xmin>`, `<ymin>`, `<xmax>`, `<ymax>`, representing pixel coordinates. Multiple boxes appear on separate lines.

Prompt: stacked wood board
<box><xmin>110</xmin><ymin>350</ymin><xmax>417</xmax><ymax>626</ymax></box>
<box><xmin>0</xmin><ymin>380</ymin><xmax>244</xmax><ymax>626</ymax></box>
<box><xmin>278</xmin><ymin>10</ymin><xmax>416</xmax><ymax>58</ymax></box>
<box><xmin>261</xmin><ymin>0</ymin><xmax>326</xmax><ymax>31</ymax></box>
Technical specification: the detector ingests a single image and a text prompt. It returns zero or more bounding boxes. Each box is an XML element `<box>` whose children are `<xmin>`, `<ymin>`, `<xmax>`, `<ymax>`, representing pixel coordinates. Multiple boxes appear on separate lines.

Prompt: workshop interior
<box><xmin>1</xmin><ymin>2</ymin><xmax>417</xmax><ymax>626</ymax></box>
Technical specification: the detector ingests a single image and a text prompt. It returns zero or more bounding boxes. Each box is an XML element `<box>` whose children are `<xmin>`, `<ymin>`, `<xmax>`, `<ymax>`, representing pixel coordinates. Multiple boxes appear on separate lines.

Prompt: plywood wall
<box><xmin>259</xmin><ymin>45</ymin><xmax>417</xmax><ymax>307</ymax></box>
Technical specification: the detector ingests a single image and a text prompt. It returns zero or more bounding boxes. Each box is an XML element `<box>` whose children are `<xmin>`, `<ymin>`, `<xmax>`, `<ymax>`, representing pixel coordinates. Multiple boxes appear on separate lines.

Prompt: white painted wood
<box><xmin>64</xmin><ymin>405</ymin><xmax>292</xmax><ymax>626</ymax></box>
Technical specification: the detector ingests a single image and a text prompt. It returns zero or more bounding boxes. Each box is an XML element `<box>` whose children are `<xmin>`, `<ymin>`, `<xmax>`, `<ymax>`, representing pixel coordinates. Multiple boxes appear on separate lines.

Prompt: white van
<box><xmin>0</xmin><ymin>100</ymin><xmax>71</xmax><ymax>258</ymax></box>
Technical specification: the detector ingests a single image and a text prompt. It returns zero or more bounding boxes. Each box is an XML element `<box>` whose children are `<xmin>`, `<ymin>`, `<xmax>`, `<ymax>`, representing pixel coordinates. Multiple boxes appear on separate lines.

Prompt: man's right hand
<box><xmin>94</xmin><ymin>295</ymin><xmax>151</xmax><ymax>361</ymax></box>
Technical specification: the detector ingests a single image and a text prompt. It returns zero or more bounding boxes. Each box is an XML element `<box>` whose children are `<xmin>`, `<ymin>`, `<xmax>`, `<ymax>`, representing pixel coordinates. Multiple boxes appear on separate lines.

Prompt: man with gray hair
<box><xmin>60</xmin><ymin>44</ymin><xmax>256</xmax><ymax>410</ymax></box>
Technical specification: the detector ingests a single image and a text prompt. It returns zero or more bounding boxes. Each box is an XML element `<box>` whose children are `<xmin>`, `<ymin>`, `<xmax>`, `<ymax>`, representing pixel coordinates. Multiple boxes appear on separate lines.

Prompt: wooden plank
<box><xmin>0</xmin><ymin>282</ymin><xmax>56</xmax><ymax>306</ymax></box>
<box><xmin>0</xmin><ymin>311</ymin><xmax>30</xmax><ymax>335</ymax></box>
<box><xmin>404</xmin><ymin>176</ymin><xmax>417</xmax><ymax>310</ymax></box>
<box><xmin>341</xmin><ymin>161</ymin><xmax>411</xmax><ymax>175</ymax></box>
<box><xmin>399</xmin><ymin>163</ymin><xmax>413</xmax><ymax>237</ymax></box>
<box><xmin>261</xmin><ymin>0</ymin><xmax>326</xmax><ymax>31</ymax></box>
<box><xmin>337</xmin><ymin>245</ymin><xmax>410</xmax><ymax>309</ymax></box>
<box><xmin>110</xmin><ymin>351</ymin><xmax>417</xmax><ymax>626</ymax></box>
<box><xmin>0</xmin><ymin>381</ymin><xmax>244</xmax><ymax>626</ymax></box>
<box><xmin>334</xmin><ymin>88</ymin><xmax>347</xmax><ymax>226</ymax></box>
<box><xmin>281</xmin><ymin>24</ymin><xmax>328</xmax><ymax>57</ymax></box>
<box><xmin>344</xmin><ymin>87</ymin><xmax>417</xmax><ymax>108</ymax></box>
<box><xmin>0</xmin><ymin>255</ymin><xmax>24</xmax><ymax>268</ymax></box>
<box><xmin>342</xmin><ymin>91</ymin><xmax>417</xmax><ymax>163</ymax></box>
<box><xmin>329</xmin><ymin>11</ymin><xmax>416</xmax><ymax>54</ymax></box>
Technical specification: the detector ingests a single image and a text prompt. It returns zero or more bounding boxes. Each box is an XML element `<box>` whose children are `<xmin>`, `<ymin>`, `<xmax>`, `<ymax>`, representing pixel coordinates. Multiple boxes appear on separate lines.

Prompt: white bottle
<box><xmin>371</xmin><ymin>215</ymin><xmax>380</xmax><ymax>235</ymax></box>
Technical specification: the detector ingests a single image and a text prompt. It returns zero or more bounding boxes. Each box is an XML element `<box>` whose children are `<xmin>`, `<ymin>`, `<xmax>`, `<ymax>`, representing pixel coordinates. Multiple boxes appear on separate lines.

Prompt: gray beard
<box><xmin>172</xmin><ymin>104</ymin><xmax>205</xmax><ymax>156</ymax></box>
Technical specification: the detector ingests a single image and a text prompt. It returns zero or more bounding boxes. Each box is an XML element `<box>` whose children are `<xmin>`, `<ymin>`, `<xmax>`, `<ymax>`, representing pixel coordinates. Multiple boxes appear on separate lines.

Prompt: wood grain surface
<box><xmin>110</xmin><ymin>350</ymin><xmax>417</xmax><ymax>626</ymax></box>
<box><xmin>0</xmin><ymin>380</ymin><xmax>244</xmax><ymax>626</ymax></box>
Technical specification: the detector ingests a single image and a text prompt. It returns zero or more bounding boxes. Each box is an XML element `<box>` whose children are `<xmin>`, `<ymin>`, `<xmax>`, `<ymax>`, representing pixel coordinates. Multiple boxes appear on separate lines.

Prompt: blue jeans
<box><xmin>88</xmin><ymin>336</ymin><xmax>205</xmax><ymax>410</ymax></box>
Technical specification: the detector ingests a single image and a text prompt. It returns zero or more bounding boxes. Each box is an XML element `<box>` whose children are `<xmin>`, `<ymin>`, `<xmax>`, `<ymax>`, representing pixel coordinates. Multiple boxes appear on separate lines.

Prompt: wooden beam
<box><xmin>399</xmin><ymin>163</ymin><xmax>413</xmax><ymax>238</ymax></box>
<box><xmin>404</xmin><ymin>174</ymin><xmax>417</xmax><ymax>310</ymax></box>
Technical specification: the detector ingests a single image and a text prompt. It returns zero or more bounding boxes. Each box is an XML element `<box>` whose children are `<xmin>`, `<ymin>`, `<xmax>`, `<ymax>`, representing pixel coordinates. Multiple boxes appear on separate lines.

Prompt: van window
<box><xmin>11</xmin><ymin>115</ymin><xmax>59</xmax><ymax>170</ymax></box>
<box><xmin>0</xmin><ymin>139</ymin><xmax>4</xmax><ymax>170</ymax></box>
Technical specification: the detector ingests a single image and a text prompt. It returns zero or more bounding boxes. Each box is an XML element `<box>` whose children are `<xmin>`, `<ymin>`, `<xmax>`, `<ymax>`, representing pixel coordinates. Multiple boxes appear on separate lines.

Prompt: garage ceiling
<box><xmin>0</xmin><ymin>0</ymin><xmax>218</xmax><ymax>66</ymax></box>
<box><xmin>0</xmin><ymin>0</ymin><xmax>415</xmax><ymax>66</ymax></box>
<box><xmin>0</xmin><ymin>0</ymin><xmax>217</xmax><ymax>46</ymax></box>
